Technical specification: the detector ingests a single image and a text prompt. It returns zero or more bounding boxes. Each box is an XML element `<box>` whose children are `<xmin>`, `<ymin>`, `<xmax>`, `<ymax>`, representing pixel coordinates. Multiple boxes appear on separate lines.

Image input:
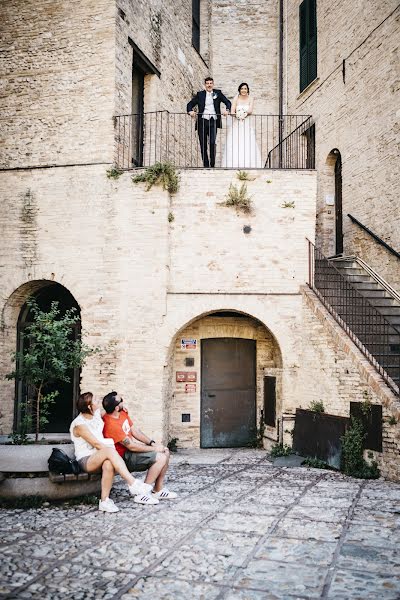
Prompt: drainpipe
<box><xmin>278</xmin><ymin>0</ymin><xmax>284</xmax><ymax>168</ymax></box>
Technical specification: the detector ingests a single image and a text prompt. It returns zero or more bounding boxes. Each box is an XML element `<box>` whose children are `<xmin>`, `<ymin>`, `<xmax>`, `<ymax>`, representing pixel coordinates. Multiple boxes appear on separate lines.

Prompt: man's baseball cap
<box><xmin>102</xmin><ymin>392</ymin><xmax>122</xmax><ymax>414</ymax></box>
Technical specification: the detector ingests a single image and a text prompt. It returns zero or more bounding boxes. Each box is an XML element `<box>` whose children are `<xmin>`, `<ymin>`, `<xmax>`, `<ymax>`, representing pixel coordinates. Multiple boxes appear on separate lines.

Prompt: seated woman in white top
<box><xmin>70</xmin><ymin>392</ymin><xmax>158</xmax><ymax>512</ymax></box>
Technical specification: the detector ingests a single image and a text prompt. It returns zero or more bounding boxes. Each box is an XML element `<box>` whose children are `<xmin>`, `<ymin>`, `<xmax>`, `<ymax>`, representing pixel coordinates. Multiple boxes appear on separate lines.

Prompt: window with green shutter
<box><xmin>192</xmin><ymin>0</ymin><xmax>200</xmax><ymax>53</ymax></box>
<box><xmin>299</xmin><ymin>0</ymin><xmax>317</xmax><ymax>92</ymax></box>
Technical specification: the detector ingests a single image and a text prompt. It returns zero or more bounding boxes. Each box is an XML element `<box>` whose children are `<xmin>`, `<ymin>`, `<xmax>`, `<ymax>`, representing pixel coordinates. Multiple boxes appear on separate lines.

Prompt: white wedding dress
<box><xmin>222</xmin><ymin>104</ymin><xmax>262</xmax><ymax>168</ymax></box>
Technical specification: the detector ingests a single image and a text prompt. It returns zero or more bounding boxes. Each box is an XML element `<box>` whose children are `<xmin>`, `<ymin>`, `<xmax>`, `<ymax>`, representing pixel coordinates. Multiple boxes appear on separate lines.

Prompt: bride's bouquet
<box><xmin>236</xmin><ymin>106</ymin><xmax>248</xmax><ymax>120</ymax></box>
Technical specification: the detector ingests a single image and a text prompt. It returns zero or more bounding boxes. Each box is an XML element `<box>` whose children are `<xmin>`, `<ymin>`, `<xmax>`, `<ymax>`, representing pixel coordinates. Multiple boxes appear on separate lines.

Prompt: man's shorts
<box><xmin>123</xmin><ymin>450</ymin><xmax>157</xmax><ymax>472</ymax></box>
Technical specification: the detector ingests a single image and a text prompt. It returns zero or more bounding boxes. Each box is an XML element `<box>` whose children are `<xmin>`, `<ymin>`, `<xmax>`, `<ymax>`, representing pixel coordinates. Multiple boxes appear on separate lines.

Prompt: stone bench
<box><xmin>0</xmin><ymin>443</ymin><xmax>101</xmax><ymax>500</ymax></box>
<box><xmin>49</xmin><ymin>471</ymin><xmax>101</xmax><ymax>483</ymax></box>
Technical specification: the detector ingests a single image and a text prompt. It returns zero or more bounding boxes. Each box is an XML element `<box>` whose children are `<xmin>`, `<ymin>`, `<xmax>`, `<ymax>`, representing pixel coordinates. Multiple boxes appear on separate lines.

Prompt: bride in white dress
<box><xmin>222</xmin><ymin>82</ymin><xmax>262</xmax><ymax>168</ymax></box>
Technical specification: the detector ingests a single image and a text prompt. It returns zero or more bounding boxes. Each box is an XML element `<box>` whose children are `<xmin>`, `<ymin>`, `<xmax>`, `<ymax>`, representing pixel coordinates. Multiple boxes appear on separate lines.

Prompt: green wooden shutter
<box><xmin>299</xmin><ymin>1</ymin><xmax>308</xmax><ymax>92</ymax></box>
<box><xmin>308</xmin><ymin>0</ymin><xmax>317</xmax><ymax>84</ymax></box>
<box><xmin>299</xmin><ymin>0</ymin><xmax>317</xmax><ymax>92</ymax></box>
<box><xmin>192</xmin><ymin>0</ymin><xmax>200</xmax><ymax>52</ymax></box>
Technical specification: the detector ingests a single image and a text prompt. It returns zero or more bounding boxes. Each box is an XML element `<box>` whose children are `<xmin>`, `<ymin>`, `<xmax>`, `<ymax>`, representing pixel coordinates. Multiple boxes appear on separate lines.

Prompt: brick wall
<box><xmin>115</xmin><ymin>0</ymin><xmax>210</xmax><ymax>117</ymax></box>
<box><xmin>0</xmin><ymin>167</ymin><xmax>315</xmax><ymax>438</ymax></box>
<box><xmin>284</xmin><ymin>1</ymin><xmax>400</xmax><ymax>289</ymax></box>
<box><xmin>210</xmin><ymin>0</ymin><xmax>279</xmax><ymax>114</ymax></box>
<box><xmin>0</xmin><ymin>0</ymin><xmax>116</xmax><ymax>168</ymax></box>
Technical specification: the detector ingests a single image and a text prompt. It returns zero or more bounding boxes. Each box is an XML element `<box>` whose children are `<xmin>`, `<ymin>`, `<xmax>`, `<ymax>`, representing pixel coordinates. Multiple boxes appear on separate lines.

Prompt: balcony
<box><xmin>114</xmin><ymin>112</ymin><xmax>315</xmax><ymax>171</ymax></box>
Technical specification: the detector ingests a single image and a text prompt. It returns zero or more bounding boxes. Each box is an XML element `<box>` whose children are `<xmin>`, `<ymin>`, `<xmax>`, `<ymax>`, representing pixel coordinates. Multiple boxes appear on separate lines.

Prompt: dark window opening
<box><xmin>192</xmin><ymin>0</ymin><xmax>200</xmax><ymax>53</ymax></box>
<box><xmin>264</xmin><ymin>376</ymin><xmax>276</xmax><ymax>427</ymax></box>
<box><xmin>299</xmin><ymin>0</ymin><xmax>317</xmax><ymax>92</ymax></box>
<box><xmin>15</xmin><ymin>283</ymin><xmax>80</xmax><ymax>434</ymax></box>
<box><xmin>303</xmin><ymin>122</ymin><xmax>315</xmax><ymax>168</ymax></box>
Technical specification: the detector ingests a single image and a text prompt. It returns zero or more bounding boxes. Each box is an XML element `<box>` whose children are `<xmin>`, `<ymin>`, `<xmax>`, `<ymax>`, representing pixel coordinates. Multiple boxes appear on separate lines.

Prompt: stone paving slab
<box><xmin>0</xmin><ymin>449</ymin><xmax>399</xmax><ymax>599</ymax></box>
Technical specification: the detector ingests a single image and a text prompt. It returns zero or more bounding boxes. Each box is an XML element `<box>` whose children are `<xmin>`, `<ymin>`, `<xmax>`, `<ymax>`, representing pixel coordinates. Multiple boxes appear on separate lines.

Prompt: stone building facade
<box><xmin>284</xmin><ymin>0</ymin><xmax>400</xmax><ymax>288</ymax></box>
<box><xmin>1</xmin><ymin>1</ymin><xmax>399</xmax><ymax>480</ymax></box>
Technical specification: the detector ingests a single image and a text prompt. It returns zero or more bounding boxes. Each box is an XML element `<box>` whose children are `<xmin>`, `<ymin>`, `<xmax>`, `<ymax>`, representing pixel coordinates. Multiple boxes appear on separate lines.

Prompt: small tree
<box><xmin>6</xmin><ymin>298</ymin><xmax>95</xmax><ymax>442</ymax></box>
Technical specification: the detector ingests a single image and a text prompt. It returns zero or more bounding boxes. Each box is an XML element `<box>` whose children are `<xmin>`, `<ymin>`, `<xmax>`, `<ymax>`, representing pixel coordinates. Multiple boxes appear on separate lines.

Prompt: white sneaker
<box><xmin>128</xmin><ymin>480</ymin><xmax>152</xmax><ymax>496</ymax></box>
<box><xmin>134</xmin><ymin>493</ymin><xmax>159</xmax><ymax>505</ymax></box>
<box><xmin>152</xmin><ymin>488</ymin><xmax>178</xmax><ymax>500</ymax></box>
<box><xmin>99</xmin><ymin>497</ymin><xmax>119</xmax><ymax>513</ymax></box>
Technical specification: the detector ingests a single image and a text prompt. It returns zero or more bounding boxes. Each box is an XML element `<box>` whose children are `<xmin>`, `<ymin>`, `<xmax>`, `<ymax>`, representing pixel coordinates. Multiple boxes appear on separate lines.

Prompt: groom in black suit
<box><xmin>187</xmin><ymin>77</ymin><xmax>231</xmax><ymax>167</ymax></box>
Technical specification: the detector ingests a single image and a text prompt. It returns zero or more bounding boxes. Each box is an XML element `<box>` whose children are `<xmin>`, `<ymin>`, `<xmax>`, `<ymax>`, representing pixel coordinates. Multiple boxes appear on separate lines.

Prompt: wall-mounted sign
<box><xmin>176</xmin><ymin>371</ymin><xmax>197</xmax><ymax>382</ymax></box>
<box><xmin>185</xmin><ymin>384</ymin><xmax>196</xmax><ymax>393</ymax></box>
<box><xmin>181</xmin><ymin>338</ymin><xmax>197</xmax><ymax>350</ymax></box>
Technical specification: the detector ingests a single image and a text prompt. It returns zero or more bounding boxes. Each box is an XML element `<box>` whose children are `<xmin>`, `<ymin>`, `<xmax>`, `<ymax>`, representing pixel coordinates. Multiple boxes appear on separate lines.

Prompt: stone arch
<box><xmin>164</xmin><ymin>308</ymin><xmax>283</xmax><ymax>448</ymax></box>
<box><xmin>316</xmin><ymin>148</ymin><xmax>342</xmax><ymax>256</ymax></box>
<box><xmin>0</xmin><ymin>280</ymin><xmax>81</xmax><ymax>435</ymax></box>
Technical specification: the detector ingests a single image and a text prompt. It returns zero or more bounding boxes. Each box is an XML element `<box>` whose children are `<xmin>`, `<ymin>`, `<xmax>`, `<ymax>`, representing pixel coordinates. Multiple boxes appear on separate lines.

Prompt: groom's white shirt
<box><xmin>203</xmin><ymin>91</ymin><xmax>217</xmax><ymax>120</ymax></box>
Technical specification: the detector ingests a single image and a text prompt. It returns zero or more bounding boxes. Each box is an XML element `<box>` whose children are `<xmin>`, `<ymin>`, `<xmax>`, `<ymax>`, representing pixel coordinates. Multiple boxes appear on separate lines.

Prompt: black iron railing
<box><xmin>348</xmin><ymin>214</ymin><xmax>400</xmax><ymax>260</ymax></box>
<box><xmin>114</xmin><ymin>112</ymin><xmax>314</xmax><ymax>170</ymax></box>
<box><xmin>308</xmin><ymin>240</ymin><xmax>400</xmax><ymax>396</ymax></box>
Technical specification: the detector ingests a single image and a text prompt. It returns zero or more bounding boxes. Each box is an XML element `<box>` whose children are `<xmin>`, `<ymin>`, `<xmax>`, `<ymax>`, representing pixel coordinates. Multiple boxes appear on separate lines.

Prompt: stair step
<box><xmin>357</xmin><ymin>290</ymin><xmax>391</xmax><ymax>298</ymax></box>
<box><xmin>361</xmin><ymin>298</ymin><xmax>398</xmax><ymax>307</ymax></box>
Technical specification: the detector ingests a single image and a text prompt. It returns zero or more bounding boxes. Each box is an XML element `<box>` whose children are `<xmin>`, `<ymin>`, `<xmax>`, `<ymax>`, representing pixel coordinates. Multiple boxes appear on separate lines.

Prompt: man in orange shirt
<box><xmin>102</xmin><ymin>391</ymin><xmax>177</xmax><ymax>505</ymax></box>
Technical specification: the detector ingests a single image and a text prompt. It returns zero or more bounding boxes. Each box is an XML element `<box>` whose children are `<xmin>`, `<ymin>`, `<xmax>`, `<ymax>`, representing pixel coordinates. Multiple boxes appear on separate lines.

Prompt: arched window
<box><xmin>15</xmin><ymin>283</ymin><xmax>81</xmax><ymax>434</ymax></box>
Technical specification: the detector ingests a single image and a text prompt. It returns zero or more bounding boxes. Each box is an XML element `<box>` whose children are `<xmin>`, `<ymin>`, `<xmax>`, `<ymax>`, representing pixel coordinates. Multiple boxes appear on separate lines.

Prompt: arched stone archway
<box><xmin>317</xmin><ymin>149</ymin><xmax>343</xmax><ymax>256</ymax></box>
<box><xmin>1</xmin><ymin>280</ymin><xmax>81</xmax><ymax>435</ymax></box>
<box><xmin>165</xmin><ymin>310</ymin><xmax>282</xmax><ymax>448</ymax></box>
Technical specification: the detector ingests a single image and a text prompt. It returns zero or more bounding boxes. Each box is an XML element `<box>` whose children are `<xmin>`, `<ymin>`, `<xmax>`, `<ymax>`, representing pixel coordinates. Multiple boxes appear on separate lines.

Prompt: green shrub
<box><xmin>106</xmin><ymin>167</ymin><xmax>122</xmax><ymax>180</ymax></box>
<box><xmin>222</xmin><ymin>183</ymin><xmax>253</xmax><ymax>214</ymax></box>
<box><xmin>132</xmin><ymin>162</ymin><xmax>179</xmax><ymax>194</ymax></box>
<box><xmin>270</xmin><ymin>443</ymin><xmax>292</xmax><ymax>457</ymax></box>
<box><xmin>308</xmin><ymin>400</ymin><xmax>325</xmax><ymax>413</ymax></box>
<box><xmin>341</xmin><ymin>417</ymin><xmax>380</xmax><ymax>479</ymax></box>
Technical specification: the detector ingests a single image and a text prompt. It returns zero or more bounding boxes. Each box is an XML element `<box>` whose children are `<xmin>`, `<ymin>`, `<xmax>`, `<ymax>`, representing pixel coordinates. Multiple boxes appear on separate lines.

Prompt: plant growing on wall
<box><xmin>308</xmin><ymin>400</ymin><xmax>325</xmax><ymax>413</ymax></box>
<box><xmin>236</xmin><ymin>170</ymin><xmax>255</xmax><ymax>181</ymax></box>
<box><xmin>106</xmin><ymin>168</ymin><xmax>122</xmax><ymax>180</ymax></box>
<box><xmin>221</xmin><ymin>183</ymin><xmax>253</xmax><ymax>214</ymax></box>
<box><xmin>6</xmin><ymin>299</ymin><xmax>95</xmax><ymax>442</ymax></box>
<box><xmin>132</xmin><ymin>162</ymin><xmax>179</xmax><ymax>194</ymax></box>
<box><xmin>340</xmin><ymin>417</ymin><xmax>380</xmax><ymax>479</ymax></box>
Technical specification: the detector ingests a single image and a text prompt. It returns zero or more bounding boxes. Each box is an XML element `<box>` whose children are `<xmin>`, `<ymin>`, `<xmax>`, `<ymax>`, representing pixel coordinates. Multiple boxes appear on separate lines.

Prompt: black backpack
<box><xmin>48</xmin><ymin>448</ymin><xmax>81</xmax><ymax>475</ymax></box>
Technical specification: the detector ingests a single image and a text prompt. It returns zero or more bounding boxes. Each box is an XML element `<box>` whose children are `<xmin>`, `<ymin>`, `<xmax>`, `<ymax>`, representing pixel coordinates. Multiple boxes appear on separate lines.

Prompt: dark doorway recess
<box><xmin>201</xmin><ymin>338</ymin><xmax>256</xmax><ymax>448</ymax></box>
<box><xmin>15</xmin><ymin>283</ymin><xmax>80</xmax><ymax>434</ymax></box>
<box><xmin>128</xmin><ymin>38</ymin><xmax>160</xmax><ymax>167</ymax></box>
<box><xmin>264</xmin><ymin>376</ymin><xmax>276</xmax><ymax>427</ymax></box>
<box><xmin>350</xmin><ymin>402</ymin><xmax>382</xmax><ymax>452</ymax></box>
<box><xmin>334</xmin><ymin>151</ymin><xmax>343</xmax><ymax>255</ymax></box>
<box><xmin>293</xmin><ymin>408</ymin><xmax>349</xmax><ymax>469</ymax></box>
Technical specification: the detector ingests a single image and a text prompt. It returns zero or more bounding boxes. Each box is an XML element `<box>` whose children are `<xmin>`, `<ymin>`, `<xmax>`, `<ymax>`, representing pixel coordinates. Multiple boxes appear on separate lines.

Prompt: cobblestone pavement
<box><xmin>1</xmin><ymin>449</ymin><xmax>399</xmax><ymax>599</ymax></box>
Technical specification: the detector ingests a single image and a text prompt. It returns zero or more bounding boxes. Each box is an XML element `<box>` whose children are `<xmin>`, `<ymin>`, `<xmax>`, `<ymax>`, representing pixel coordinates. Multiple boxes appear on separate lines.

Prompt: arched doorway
<box><xmin>334</xmin><ymin>151</ymin><xmax>343</xmax><ymax>255</ymax></box>
<box><xmin>167</xmin><ymin>310</ymin><xmax>282</xmax><ymax>448</ymax></box>
<box><xmin>15</xmin><ymin>282</ymin><xmax>81</xmax><ymax>434</ymax></box>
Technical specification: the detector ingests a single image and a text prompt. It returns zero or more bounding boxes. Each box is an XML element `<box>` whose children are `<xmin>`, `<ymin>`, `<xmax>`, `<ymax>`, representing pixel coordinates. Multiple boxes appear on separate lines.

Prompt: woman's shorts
<box><xmin>123</xmin><ymin>450</ymin><xmax>157</xmax><ymax>472</ymax></box>
<box><xmin>77</xmin><ymin>455</ymin><xmax>101</xmax><ymax>473</ymax></box>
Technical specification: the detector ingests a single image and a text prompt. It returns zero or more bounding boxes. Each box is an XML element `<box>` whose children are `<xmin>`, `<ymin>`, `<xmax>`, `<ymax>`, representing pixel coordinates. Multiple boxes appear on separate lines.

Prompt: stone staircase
<box><xmin>330</xmin><ymin>257</ymin><xmax>400</xmax><ymax>389</ymax></box>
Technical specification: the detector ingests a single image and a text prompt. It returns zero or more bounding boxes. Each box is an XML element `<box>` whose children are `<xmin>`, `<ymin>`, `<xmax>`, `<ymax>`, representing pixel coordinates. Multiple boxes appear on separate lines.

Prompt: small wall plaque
<box><xmin>185</xmin><ymin>357</ymin><xmax>195</xmax><ymax>367</ymax></box>
<box><xmin>176</xmin><ymin>371</ymin><xmax>197</xmax><ymax>382</ymax></box>
<box><xmin>181</xmin><ymin>338</ymin><xmax>197</xmax><ymax>350</ymax></box>
<box><xmin>185</xmin><ymin>383</ymin><xmax>196</xmax><ymax>393</ymax></box>
<box><xmin>182</xmin><ymin>413</ymin><xmax>191</xmax><ymax>422</ymax></box>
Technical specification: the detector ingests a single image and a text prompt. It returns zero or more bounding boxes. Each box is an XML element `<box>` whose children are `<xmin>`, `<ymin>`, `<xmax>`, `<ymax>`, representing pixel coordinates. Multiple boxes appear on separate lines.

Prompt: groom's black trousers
<box><xmin>197</xmin><ymin>117</ymin><xmax>217</xmax><ymax>167</ymax></box>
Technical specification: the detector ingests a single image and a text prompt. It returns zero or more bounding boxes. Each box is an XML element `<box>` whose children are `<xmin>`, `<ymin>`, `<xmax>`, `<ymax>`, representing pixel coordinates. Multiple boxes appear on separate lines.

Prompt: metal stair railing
<box><xmin>307</xmin><ymin>240</ymin><xmax>400</xmax><ymax>396</ymax></box>
<box><xmin>330</xmin><ymin>255</ymin><xmax>400</xmax><ymax>305</ymax></box>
